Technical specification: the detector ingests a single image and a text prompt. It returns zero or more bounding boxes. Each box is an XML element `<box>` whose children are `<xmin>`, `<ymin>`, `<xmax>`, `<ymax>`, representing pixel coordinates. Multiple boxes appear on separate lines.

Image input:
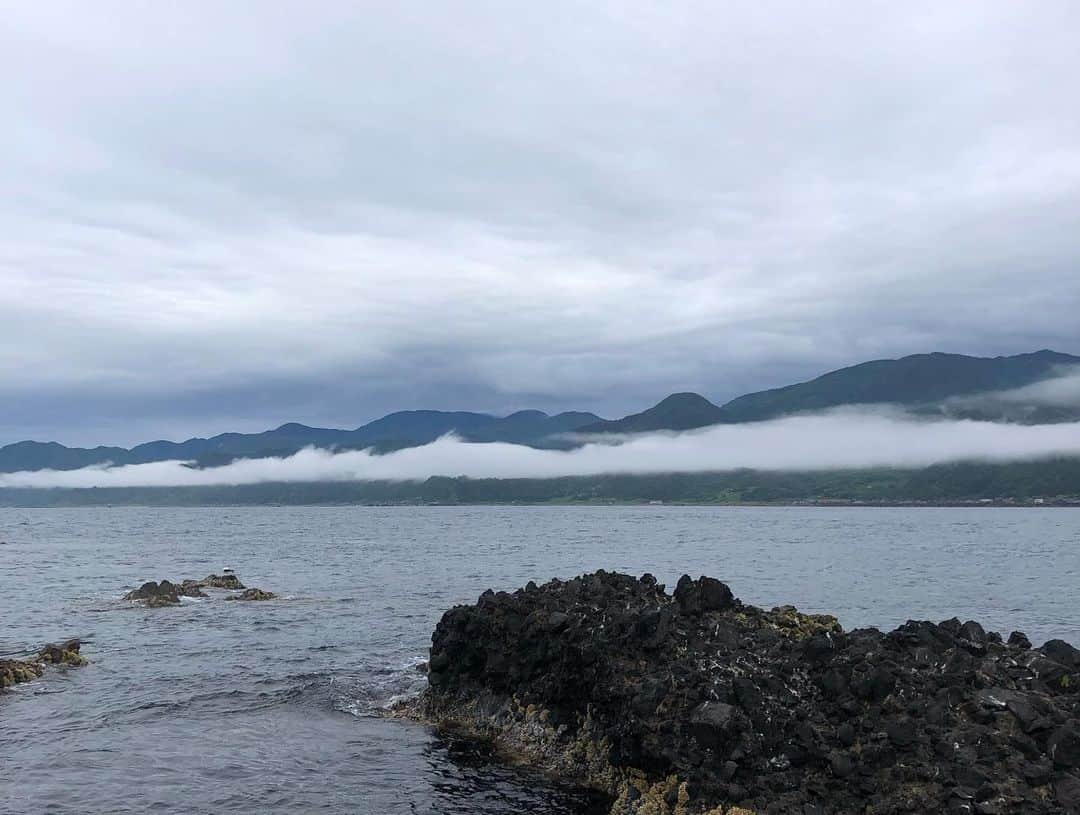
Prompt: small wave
<box><xmin>320</xmin><ymin>657</ymin><xmax>428</xmax><ymax>718</ymax></box>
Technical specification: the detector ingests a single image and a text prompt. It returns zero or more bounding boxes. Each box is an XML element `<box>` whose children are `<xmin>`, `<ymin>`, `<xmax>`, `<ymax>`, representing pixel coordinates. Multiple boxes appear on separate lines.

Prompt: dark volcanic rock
<box><xmin>223</xmin><ymin>588</ymin><xmax>276</xmax><ymax>601</ymax></box>
<box><xmin>124</xmin><ymin>580</ymin><xmax>181</xmax><ymax>607</ymax></box>
<box><xmin>410</xmin><ymin>570</ymin><xmax>1080</xmax><ymax>815</ymax></box>
<box><xmin>1050</xmin><ymin>724</ymin><xmax>1080</xmax><ymax>770</ymax></box>
<box><xmin>674</xmin><ymin>575</ymin><xmax>735</xmax><ymax>616</ymax></box>
<box><xmin>179</xmin><ymin>579</ymin><xmax>208</xmax><ymax>598</ymax></box>
<box><xmin>1043</xmin><ymin>640</ymin><xmax>1080</xmax><ymax>669</ymax></box>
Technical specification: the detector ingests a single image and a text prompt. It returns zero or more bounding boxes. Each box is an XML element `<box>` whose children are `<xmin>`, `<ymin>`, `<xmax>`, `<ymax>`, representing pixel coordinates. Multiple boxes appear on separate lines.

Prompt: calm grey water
<box><xmin>2</xmin><ymin>505</ymin><xmax>1079</xmax><ymax>813</ymax></box>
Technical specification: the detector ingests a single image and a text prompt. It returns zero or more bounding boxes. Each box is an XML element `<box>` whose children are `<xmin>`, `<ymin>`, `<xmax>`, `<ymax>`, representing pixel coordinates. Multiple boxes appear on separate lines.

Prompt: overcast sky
<box><xmin>4</xmin><ymin>2</ymin><xmax>1080</xmax><ymax>447</ymax></box>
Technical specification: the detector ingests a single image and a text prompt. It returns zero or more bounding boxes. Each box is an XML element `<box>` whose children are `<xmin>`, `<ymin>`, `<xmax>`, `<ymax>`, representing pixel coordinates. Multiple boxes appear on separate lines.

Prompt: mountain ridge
<box><xmin>4</xmin><ymin>349</ymin><xmax>1079</xmax><ymax>473</ymax></box>
<box><xmin>718</xmin><ymin>349</ymin><xmax>1080</xmax><ymax>424</ymax></box>
<box><xmin>0</xmin><ymin>409</ymin><xmax>604</xmax><ymax>473</ymax></box>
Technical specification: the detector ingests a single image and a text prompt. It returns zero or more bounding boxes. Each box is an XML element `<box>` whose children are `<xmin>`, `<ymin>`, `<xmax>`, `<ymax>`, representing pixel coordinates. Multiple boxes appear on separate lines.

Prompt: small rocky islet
<box><xmin>1</xmin><ymin>639</ymin><xmax>86</xmax><ymax>691</ymax></box>
<box><xmin>404</xmin><ymin>570</ymin><xmax>1080</xmax><ymax>814</ymax></box>
<box><xmin>123</xmin><ymin>573</ymin><xmax>276</xmax><ymax>606</ymax></box>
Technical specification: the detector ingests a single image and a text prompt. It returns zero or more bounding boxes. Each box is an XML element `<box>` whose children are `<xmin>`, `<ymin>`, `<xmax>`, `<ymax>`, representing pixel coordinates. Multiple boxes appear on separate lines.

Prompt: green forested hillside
<box><xmin>4</xmin><ymin>458</ymin><xmax>1080</xmax><ymax>506</ymax></box>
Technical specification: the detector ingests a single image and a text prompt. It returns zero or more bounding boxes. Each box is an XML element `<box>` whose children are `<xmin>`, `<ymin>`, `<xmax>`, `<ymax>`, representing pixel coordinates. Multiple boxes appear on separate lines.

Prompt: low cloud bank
<box><xmin>6</xmin><ymin>409</ymin><xmax>1080</xmax><ymax>489</ymax></box>
<box><xmin>946</xmin><ymin>366</ymin><xmax>1080</xmax><ymax>413</ymax></box>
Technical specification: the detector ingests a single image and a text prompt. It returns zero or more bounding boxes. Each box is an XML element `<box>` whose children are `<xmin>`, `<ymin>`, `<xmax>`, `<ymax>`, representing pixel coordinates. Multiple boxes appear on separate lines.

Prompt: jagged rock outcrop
<box><xmin>224</xmin><ymin>588</ymin><xmax>275</xmax><ymax>601</ymax></box>
<box><xmin>0</xmin><ymin>658</ymin><xmax>43</xmax><ymax>689</ymax></box>
<box><xmin>179</xmin><ymin>579</ymin><xmax>208</xmax><ymax>598</ymax></box>
<box><xmin>2</xmin><ymin>639</ymin><xmax>86</xmax><ymax>691</ymax></box>
<box><xmin>123</xmin><ymin>574</ymin><xmax>249</xmax><ymax>605</ymax></box>
<box><xmin>198</xmin><ymin>574</ymin><xmax>245</xmax><ymax>590</ymax></box>
<box><xmin>124</xmin><ymin>580</ymin><xmax>181</xmax><ymax>607</ymax></box>
<box><xmin>408</xmin><ymin>570</ymin><xmax>1080</xmax><ymax>814</ymax></box>
<box><xmin>38</xmin><ymin>639</ymin><xmax>86</xmax><ymax>666</ymax></box>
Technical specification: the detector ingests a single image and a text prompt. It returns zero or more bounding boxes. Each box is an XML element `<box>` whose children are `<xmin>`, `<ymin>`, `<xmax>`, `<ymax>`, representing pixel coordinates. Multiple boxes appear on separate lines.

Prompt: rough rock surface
<box><xmin>409</xmin><ymin>570</ymin><xmax>1080</xmax><ymax>814</ymax></box>
<box><xmin>38</xmin><ymin>639</ymin><xmax>87</xmax><ymax>666</ymax></box>
<box><xmin>124</xmin><ymin>580</ymin><xmax>181</xmax><ymax>607</ymax></box>
<box><xmin>224</xmin><ymin>588</ymin><xmax>276</xmax><ymax>601</ymax></box>
<box><xmin>123</xmin><ymin>574</ymin><xmax>250</xmax><ymax>604</ymax></box>
<box><xmin>2</xmin><ymin>639</ymin><xmax>86</xmax><ymax>690</ymax></box>
<box><xmin>199</xmin><ymin>574</ymin><xmax>245</xmax><ymax>590</ymax></box>
<box><xmin>0</xmin><ymin>657</ymin><xmax>44</xmax><ymax>689</ymax></box>
<box><xmin>179</xmin><ymin>579</ymin><xmax>208</xmax><ymax>598</ymax></box>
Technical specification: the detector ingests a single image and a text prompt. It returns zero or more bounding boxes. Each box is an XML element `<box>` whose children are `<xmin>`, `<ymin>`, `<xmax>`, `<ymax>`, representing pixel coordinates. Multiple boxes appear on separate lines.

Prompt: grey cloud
<box><xmin>3</xmin><ymin>2</ymin><xmax>1080</xmax><ymax>444</ymax></box>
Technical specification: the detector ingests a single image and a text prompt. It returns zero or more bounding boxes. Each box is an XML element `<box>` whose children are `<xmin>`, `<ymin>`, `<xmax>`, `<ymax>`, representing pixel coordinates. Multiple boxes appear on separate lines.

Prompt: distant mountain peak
<box><xmin>580</xmin><ymin>391</ymin><xmax>724</xmax><ymax>434</ymax></box>
<box><xmin>718</xmin><ymin>349</ymin><xmax>1080</xmax><ymax>423</ymax></box>
<box><xmin>504</xmin><ymin>410</ymin><xmax>549</xmax><ymax>420</ymax></box>
<box><xmin>655</xmin><ymin>392</ymin><xmax>716</xmax><ymax>408</ymax></box>
<box><xmin>275</xmin><ymin>422</ymin><xmax>315</xmax><ymax>432</ymax></box>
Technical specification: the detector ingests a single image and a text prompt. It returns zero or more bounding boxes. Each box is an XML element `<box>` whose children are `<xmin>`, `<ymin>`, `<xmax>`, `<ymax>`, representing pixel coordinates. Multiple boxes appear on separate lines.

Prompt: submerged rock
<box><xmin>124</xmin><ymin>580</ymin><xmax>181</xmax><ymax>607</ymax></box>
<box><xmin>2</xmin><ymin>639</ymin><xmax>87</xmax><ymax>691</ymax></box>
<box><xmin>223</xmin><ymin>588</ymin><xmax>275</xmax><ymax>601</ymax></box>
<box><xmin>407</xmin><ymin>571</ymin><xmax>1080</xmax><ymax>814</ymax></box>
<box><xmin>0</xmin><ymin>658</ymin><xmax>44</xmax><ymax>689</ymax></box>
<box><xmin>38</xmin><ymin>639</ymin><xmax>86</xmax><ymax>666</ymax></box>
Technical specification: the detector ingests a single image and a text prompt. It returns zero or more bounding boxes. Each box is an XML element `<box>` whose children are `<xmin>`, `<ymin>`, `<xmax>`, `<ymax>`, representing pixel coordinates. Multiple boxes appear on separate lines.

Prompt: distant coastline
<box><xmin>3</xmin><ymin>459</ymin><xmax>1080</xmax><ymax>508</ymax></box>
<box><xmin>4</xmin><ymin>500</ymin><xmax>1077</xmax><ymax>509</ymax></box>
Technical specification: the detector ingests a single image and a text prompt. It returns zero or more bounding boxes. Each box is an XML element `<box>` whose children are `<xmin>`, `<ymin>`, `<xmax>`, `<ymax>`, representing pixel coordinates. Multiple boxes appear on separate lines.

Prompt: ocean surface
<box><xmin>2</xmin><ymin>505</ymin><xmax>1079</xmax><ymax>813</ymax></box>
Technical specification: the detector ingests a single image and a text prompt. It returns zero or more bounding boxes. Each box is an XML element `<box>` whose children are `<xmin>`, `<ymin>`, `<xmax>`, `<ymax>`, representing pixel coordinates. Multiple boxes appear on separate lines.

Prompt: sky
<box><xmin>4</xmin><ymin>2</ymin><xmax>1080</xmax><ymax>447</ymax></box>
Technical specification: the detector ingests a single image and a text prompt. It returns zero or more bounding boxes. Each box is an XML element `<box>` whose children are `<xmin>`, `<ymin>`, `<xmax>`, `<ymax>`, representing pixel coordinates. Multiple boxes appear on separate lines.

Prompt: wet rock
<box><xmin>38</xmin><ymin>639</ymin><xmax>86</xmax><ymax>666</ymax></box>
<box><xmin>223</xmin><ymin>588</ymin><xmax>276</xmax><ymax>601</ymax></box>
<box><xmin>2</xmin><ymin>639</ymin><xmax>86</xmax><ymax>691</ymax></box>
<box><xmin>124</xmin><ymin>580</ymin><xmax>181</xmax><ymax>607</ymax></box>
<box><xmin>0</xmin><ymin>658</ymin><xmax>44</xmax><ymax>689</ymax></box>
<box><xmin>179</xmin><ymin>579</ymin><xmax>207</xmax><ymax>598</ymax></box>
<box><xmin>197</xmin><ymin>574</ymin><xmax>246</xmax><ymax>590</ymax></box>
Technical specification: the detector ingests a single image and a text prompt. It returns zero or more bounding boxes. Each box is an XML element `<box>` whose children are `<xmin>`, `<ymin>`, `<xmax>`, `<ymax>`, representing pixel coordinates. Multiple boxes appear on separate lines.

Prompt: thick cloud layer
<box><xmin>4</xmin><ymin>2</ymin><xmax>1080</xmax><ymax>444</ymax></box>
<box><xmin>950</xmin><ymin>369</ymin><xmax>1080</xmax><ymax>410</ymax></box>
<box><xmin>5</xmin><ymin>411</ymin><xmax>1080</xmax><ymax>488</ymax></box>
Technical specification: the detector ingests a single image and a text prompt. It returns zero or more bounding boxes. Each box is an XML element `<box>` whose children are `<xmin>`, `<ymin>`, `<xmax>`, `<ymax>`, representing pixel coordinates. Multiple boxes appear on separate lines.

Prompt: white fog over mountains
<box><xmin>5</xmin><ymin>408</ymin><xmax>1080</xmax><ymax>489</ymax></box>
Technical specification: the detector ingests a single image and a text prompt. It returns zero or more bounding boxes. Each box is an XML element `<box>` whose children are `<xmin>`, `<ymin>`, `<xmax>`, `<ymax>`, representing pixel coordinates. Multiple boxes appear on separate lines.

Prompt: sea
<box><xmin>2</xmin><ymin>505</ymin><xmax>1079</xmax><ymax>813</ymax></box>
